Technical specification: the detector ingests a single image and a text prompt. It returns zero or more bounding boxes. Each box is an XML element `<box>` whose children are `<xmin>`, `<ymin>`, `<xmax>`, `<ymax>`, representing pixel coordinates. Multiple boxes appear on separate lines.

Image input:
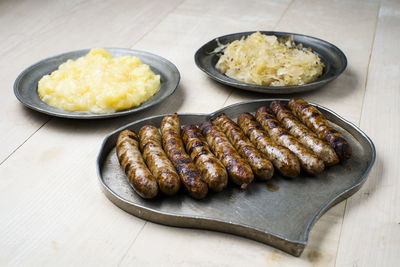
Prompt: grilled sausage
<box><xmin>256</xmin><ymin>106</ymin><xmax>325</xmax><ymax>175</ymax></box>
<box><xmin>161</xmin><ymin>114</ymin><xmax>208</xmax><ymax>199</ymax></box>
<box><xmin>116</xmin><ymin>130</ymin><xmax>159</xmax><ymax>199</ymax></box>
<box><xmin>139</xmin><ymin>125</ymin><xmax>181</xmax><ymax>196</ymax></box>
<box><xmin>212</xmin><ymin>113</ymin><xmax>274</xmax><ymax>180</ymax></box>
<box><xmin>237</xmin><ymin>112</ymin><xmax>301</xmax><ymax>178</ymax></box>
<box><xmin>181</xmin><ymin>125</ymin><xmax>228</xmax><ymax>192</ymax></box>
<box><xmin>288</xmin><ymin>98</ymin><xmax>352</xmax><ymax>161</ymax></box>
<box><xmin>200</xmin><ymin>121</ymin><xmax>254</xmax><ymax>189</ymax></box>
<box><xmin>270</xmin><ymin>100</ymin><xmax>339</xmax><ymax>166</ymax></box>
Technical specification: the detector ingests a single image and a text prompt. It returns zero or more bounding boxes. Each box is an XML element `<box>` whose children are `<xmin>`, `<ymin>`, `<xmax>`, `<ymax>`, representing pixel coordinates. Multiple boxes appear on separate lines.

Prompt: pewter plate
<box><xmin>14</xmin><ymin>48</ymin><xmax>180</xmax><ymax>119</ymax></box>
<box><xmin>195</xmin><ymin>31</ymin><xmax>347</xmax><ymax>94</ymax></box>
<box><xmin>96</xmin><ymin>99</ymin><xmax>375</xmax><ymax>256</ymax></box>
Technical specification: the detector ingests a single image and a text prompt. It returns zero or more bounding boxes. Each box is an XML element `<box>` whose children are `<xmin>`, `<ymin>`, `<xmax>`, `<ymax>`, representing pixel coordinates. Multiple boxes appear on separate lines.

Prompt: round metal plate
<box><xmin>14</xmin><ymin>48</ymin><xmax>180</xmax><ymax>119</ymax></box>
<box><xmin>194</xmin><ymin>31</ymin><xmax>347</xmax><ymax>94</ymax></box>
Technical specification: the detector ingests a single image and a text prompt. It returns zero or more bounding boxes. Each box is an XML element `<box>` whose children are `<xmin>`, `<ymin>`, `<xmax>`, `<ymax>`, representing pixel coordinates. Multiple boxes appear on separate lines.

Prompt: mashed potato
<box><xmin>215</xmin><ymin>32</ymin><xmax>324</xmax><ymax>86</ymax></box>
<box><xmin>38</xmin><ymin>48</ymin><xmax>160</xmax><ymax>113</ymax></box>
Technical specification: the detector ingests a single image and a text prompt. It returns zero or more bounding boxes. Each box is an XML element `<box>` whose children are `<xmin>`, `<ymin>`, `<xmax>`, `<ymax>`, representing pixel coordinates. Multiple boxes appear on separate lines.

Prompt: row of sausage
<box><xmin>116</xmin><ymin>98</ymin><xmax>352</xmax><ymax>199</ymax></box>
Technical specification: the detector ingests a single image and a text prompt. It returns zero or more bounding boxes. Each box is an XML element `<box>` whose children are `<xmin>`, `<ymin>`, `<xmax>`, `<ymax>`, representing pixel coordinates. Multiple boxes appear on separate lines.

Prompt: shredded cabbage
<box><xmin>215</xmin><ymin>32</ymin><xmax>324</xmax><ymax>86</ymax></box>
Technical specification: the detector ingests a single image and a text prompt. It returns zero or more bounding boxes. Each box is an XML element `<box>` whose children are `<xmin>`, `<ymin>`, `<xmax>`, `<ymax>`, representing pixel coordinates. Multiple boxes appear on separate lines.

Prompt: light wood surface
<box><xmin>0</xmin><ymin>0</ymin><xmax>398</xmax><ymax>266</ymax></box>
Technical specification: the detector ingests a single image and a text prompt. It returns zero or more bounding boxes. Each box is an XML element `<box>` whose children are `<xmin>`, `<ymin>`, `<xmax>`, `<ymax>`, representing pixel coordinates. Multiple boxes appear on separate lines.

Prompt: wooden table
<box><xmin>1</xmin><ymin>0</ymin><xmax>399</xmax><ymax>266</ymax></box>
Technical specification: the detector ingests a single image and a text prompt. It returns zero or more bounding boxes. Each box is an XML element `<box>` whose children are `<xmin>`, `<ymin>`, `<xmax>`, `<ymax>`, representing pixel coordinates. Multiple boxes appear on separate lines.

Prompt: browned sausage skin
<box><xmin>116</xmin><ymin>130</ymin><xmax>159</xmax><ymax>199</ymax></box>
<box><xmin>139</xmin><ymin>125</ymin><xmax>181</xmax><ymax>196</ymax></box>
<box><xmin>181</xmin><ymin>125</ymin><xmax>228</xmax><ymax>192</ymax></box>
<box><xmin>237</xmin><ymin>112</ymin><xmax>301</xmax><ymax>178</ymax></box>
<box><xmin>270</xmin><ymin>100</ymin><xmax>339</xmax><ymax>166</ymax></box>
<box><xmin>256</xmin><ymin>106</ymin><xmax>325</xmax><ymax>175</ymax></box>
<box><xmin>200</xmin><ymin>121</ymin><xmax>254</xmax><ymax>189</ymax></box>
<box><xmin>212</xmin><ymin>113</ymin><xmax>274</xmax><ymax>180</ymax></box>
<box><xmin>160</xmin><ymin>114</ymin><xmax>208</xmax><ymax>199</ymax></box>
<box><xmin>288</xmin><ymin>98</ymin><xmax>352</xmax><ymax>161</ymax></box>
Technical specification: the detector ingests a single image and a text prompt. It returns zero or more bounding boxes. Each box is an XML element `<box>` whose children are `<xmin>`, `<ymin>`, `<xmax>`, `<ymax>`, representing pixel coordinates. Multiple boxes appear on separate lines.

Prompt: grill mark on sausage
<box><xmin>182</xmin><ymin>124</ymin><xmax>229</xmax><ymax>192</ymax></box>
<box><xmin>270</xmin><ymin>100</ymin><xmax>339</xmax><ymax>166</ymax></box>
<box><xmin>212</xmin><ymin>113</ymin><xmax>274</xmax><ymax>180</ymax></box>
<box><xmin>256</xmin><ymin>106</ymin><xmax>325</xmax><ymax>175</ymax></box>
<box><xmin>325</xmin><ymin>129</ymin><xmax>339</xmax><ymax>135</ymax></box>
<box><xmin>235</xmin><ymin>113</ymin><xmax>301</xmax><ymax>178</ymax></box>
<box><xmin>311</xmin><ymin>112</ymin><xmax>320</xmax><ymax>117</ymax></box>
<box><xmin>200</xmin><ymin>121</ymin><xmax>253</xmax><ymax>189</ymax></box>
<box><xmin>116</xmin><ymin>130</ymin><xmax>159</xmax><ymax>199</ymax></box>
<box><xmin>288</xmin><ymin>98</ymin><xmax>352</xmax><ymax>161</ymax></box>
<box><xmin>187</xmin><ymin>140</ymin><xmax>203</xmax><ymax>154</ymax></box>
<box><xmin>192</xmin><ymin>149</ymin><xmax>207</xmax><ymax>162</ymax></box>
<box><xmin>124</xmin><ymin>163</ymin><xmax>131</xmax><ymax>174</ymax></box>
<box><xmin>138</xmin><ymin>125</ymin><xmax>181</xmax><ymax>196</ymax></box>
<box><xmin>127</xmin><ymin>133</ymin><xmax>136</xmax><ymax>140</ymax></box>
<box><xmin>161</xmin><ymin>114</ymin><xmax>208</xmax><ymax>199</ymax></box>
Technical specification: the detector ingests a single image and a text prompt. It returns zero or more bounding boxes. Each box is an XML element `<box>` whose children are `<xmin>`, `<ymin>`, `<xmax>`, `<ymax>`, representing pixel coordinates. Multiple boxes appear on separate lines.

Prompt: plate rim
<box><xmin>194</xmin><ymin>31</ymin><xmax>348</xmax><ymax>94</ymax></box>
<box><xmin>13</xmin><ymin>47</ymin><xmax>180</xmax><ymax>119</ymax></box>
<box><xmin>96</xmin><ymin>98</ymin><xmax>376</xmax><ymax>256</ymax></box>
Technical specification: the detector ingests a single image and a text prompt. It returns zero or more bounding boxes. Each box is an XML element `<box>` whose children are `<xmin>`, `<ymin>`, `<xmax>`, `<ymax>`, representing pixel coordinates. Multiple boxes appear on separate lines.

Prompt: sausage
<box><xmin>160</xmin><ymin>114</ymin><xmax>208</xmax><ymax>199</ymax></box>
<box><xmin>139</xmin><ymin>125</ymin><xmax>181</xmax><ymax>196</ymax></box>
<box><xmin>181</xmin><ymin>125</ymin><xmax>228</xmax><ymax>192</ymax></box>
<box><xmin>270</xmin><ymin>100</ymin><xmax>339</xmax><ymax>166</ymax></box>
<box><xmin>200</xmin><ymin>121</ymin><xmax>254</xmax><ymax>189</ymax></box>
<box><xmin>212</xmin><ymin>113</ymin><xmax>274</xmax><ymax>180</ymax></box>
<box><xmin>116</xmin><ymin>130</ymin><xmax>159</xmax><ymax>199</ymax></box>
<box><xmin>288</xmin><ymin>98</ymin><xmax>352</xmax><ymax>161</ymax></box>
<box><xmin>256</xmin><ymin>106</ymin><xmax>325</xmax><ymax>175</ymax></box>
<box><xmin>237</xmin><ymin>112</ymin><xmax>301</xmax><ymax>178</ymax></box>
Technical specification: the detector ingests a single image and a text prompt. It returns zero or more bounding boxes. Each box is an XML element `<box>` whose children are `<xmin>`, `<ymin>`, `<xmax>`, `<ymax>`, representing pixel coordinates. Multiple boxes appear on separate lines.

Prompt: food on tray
<box><xmin>288</xmin><ymin>99</ymin><xmax>352</xmax><ymax>160</ymax></box>
<box><xmin>139</xmin><ymin>125</ymin><xmax>181</xmax><ymax>196</ymax></box>
<box><xmin>256</xmin><ymin>106</ymin><xmax>325</xmax><ymax>175</ymax></box>
<box><xmin>182</xmin><ymin>125</ymin><xmax>228</xmax><ymax>192</ymax></box>
<box><xmin>212</xmin><ymin>113</ymin><xmax>274</xmax><ymax>180</ymax></box>
<box><xmin>270</xmin><ymin>100</ymin><xmax>339</xmax><ymax>166</ymax></box>
<box><xmin>38</xmin><ymin>48</ymin><xmax>160</xmax><ymax>113</ymax></box>
<box><xmin>215</xmin><ymin>32</ymin><xmax>324</xmax><ymax>86</ymax></box>
<box><xmin>115</xmin><ymin>98</ymin><xmax>351</xmax><ymax>199</ymax></box>
<box><xmin>161</xmin><ymin>114</ymin><xmax>208</xmax><ymax>199</ymax></box>
<box><xmin>116</xmin><ymin>130</ymin><xmax>159</xmax><ymax>199</ymax></box>
<box><xmin>200</xmin><ymin>121</ymin><xmax>254</xmax><ymax>189</ymax></box>
<box><xmin>237</xmin><ymin>113</ymin><xmax>301</xmax><ymax>178</ymax></box>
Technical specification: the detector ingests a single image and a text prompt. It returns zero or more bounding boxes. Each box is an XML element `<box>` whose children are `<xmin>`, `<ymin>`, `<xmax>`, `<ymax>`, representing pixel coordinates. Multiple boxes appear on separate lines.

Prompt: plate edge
<box><xmin>13</xmin><ymin>48</ymin><xmax>180</xmax><ymax>119</ymax></box>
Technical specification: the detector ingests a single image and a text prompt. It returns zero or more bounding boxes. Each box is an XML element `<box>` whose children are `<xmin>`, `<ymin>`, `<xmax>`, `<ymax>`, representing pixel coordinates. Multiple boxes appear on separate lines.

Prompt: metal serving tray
<box><xmin>96</xmin><ymin>99</ymin><xmax>375</xmax><ymax>256</ymax></box>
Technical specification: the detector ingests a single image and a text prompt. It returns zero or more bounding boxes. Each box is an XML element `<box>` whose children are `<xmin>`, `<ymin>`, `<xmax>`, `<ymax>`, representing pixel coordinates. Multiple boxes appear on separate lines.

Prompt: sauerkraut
<box><xmin>215</xmin><ymin>32</ymin><xmax>324</xmax><ymax>86</ymax></box>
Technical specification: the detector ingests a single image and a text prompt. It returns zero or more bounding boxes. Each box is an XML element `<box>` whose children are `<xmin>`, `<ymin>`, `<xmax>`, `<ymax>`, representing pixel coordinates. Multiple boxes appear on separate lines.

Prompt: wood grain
<box><xmin>131</xmin><ymin>0</ymin><xmax>291</xmax><ymax>115</ymax></box>
<box><xmin>0</xmin><ymin>0</ymin><xmax>397</xmax><ymax>266</ymax></box>
<box><xmin>335</xmin><ymin>0</ymin><xmax>400</xmax><ymax>266</ymax></box>
<box><xmin>0</xmin><ymin>0</ymin><xmax>182</xmax><ymax>265</ymax></box>
<box><xmin>0</xmin><ymin>0</ymin><xmax>182</xmax><ymax>163</ymax></box>
<box><xmin>225</xmin><ymin>0</ymin><xmax>380</xmax><ymax>124</ymax></box>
